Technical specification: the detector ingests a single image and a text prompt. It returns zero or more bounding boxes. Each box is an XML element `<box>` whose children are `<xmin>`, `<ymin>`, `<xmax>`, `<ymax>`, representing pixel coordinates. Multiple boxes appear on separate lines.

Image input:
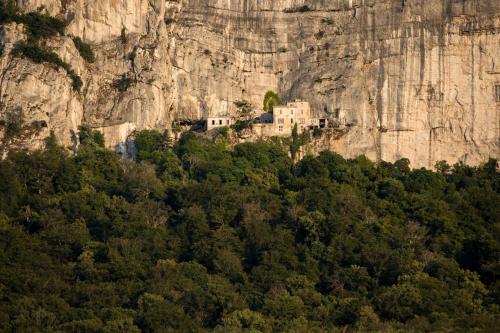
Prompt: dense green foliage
<box><xmin>0</xmin><ymin>1</ymin><xmax>65</xmax><ymax>40</ymax></box>
<box><xmin>288</xmin><ymin>124</ymin><xmax>308</xmax><ymax>160</ymax></box>
<box><xmin>263</xmin><ymin>91</ymin><xmax>281</xmax><ymax>113</ymax></box>
<box><xmin>233</xmin><ymin>100</ymin><xmax>252</xmax><ymax>119</ymax></box>
<box><xmin>230</xmin><ymin>120</ymin><xmax>252</xmax><ymax>134</ymax></box>
<box><xmin>0</xmin><ymin>0</ymin><xmax>16</xmax><ymax>22</ymax></box>
<box><xmin>1</xmin><ymin>3</ymin><xmax>84</xmax><ymax>91</ymax></box>
<box><xmin>72</xmin><ymin>37</ymin><xmax>95</xmax><ymax>63</ymax></box>
<box><xmin>19</xmin><ymin>11</ymin><xmax>65</xmax><ymax>40</ymax></box>
<box><xmin>0</xmin><ymin>129</ymin><xmax>498</xmax><ymax>332</ymax></box>
<box><xmin>12</xmin><ymin>42</ymin><xmax>83</xmax><ymax>91</ymax></box>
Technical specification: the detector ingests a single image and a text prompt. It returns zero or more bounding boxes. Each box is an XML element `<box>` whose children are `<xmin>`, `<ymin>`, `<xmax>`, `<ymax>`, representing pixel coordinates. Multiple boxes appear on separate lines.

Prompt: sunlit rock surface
<box><xmin>0</xmin><ymin>0</ymin><xmax>498</xmax><ymax>167</ymax></box>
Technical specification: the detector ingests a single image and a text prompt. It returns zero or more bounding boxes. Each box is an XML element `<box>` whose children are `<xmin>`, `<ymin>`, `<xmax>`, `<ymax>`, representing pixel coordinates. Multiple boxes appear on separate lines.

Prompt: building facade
<box><xmin>206</xmin><ymin>116</ymin><xmax>233</xmax><ymax>131</ymax></box>
<box><xmin>206</xmin><ymin>100</ymin><xmax>322</xmax><ymax>137</ymax></box>
<box><xmin>272</xmin><ymin>100</ymin><xmax>311</xmax><ymax>135</ymax></box>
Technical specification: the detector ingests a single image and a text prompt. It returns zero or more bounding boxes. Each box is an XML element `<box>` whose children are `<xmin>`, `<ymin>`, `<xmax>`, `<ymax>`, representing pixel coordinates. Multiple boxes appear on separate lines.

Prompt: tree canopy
<box><xmin>0</xmin><ymin>129</ymin><xmax>498</xmax><ymax>332</ymax></box>
<box><xmin>263</xmin><ymin>91</ymin><xmax>281</xmax><ymax>113</ymax></box>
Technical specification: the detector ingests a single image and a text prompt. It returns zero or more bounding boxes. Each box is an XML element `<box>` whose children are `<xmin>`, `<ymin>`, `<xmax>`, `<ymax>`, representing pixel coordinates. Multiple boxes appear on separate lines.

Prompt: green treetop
<box><xmin>263</xmin><ymin>90</ymin><xmax>281</xmax><ymax>113</ymax></box>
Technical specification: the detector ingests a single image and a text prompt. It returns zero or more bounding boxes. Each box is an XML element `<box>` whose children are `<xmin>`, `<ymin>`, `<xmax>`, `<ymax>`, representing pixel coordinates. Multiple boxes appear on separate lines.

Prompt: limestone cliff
<box><xmin>0</xmin><ymin>0</ymin><xmax>498</xmax><ymax>167</ymax></box>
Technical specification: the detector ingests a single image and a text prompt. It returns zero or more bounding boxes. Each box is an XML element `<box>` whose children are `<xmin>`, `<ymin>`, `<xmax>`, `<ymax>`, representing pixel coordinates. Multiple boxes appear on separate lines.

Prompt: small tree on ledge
<box><xmin>263</xmin><ymin>90</ymin><xmax>281</xmax><ymax>113</ymax></box>
<box><xmin>233</xmin><ymin>100</ymin><xmax>252</xmax><ymax>120</ymax></box>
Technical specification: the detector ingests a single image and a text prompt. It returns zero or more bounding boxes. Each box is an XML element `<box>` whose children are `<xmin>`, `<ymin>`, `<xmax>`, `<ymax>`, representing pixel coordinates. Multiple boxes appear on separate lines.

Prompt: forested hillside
<box><xmin>0</xmin><ymin>128</ymin><xmax>499</xmax><ymax>332</ymax></box>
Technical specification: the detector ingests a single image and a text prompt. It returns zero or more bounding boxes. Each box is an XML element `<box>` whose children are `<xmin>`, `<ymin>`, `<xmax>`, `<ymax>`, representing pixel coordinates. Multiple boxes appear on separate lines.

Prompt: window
<box><xmin>227</xmin><ymin>119</ymin><xmax>230</xmax><ymax>125</ymax></box>
<box><xmin>219</xmin><ymin>120</ymin><xmax>222</xmax><ymax>125</ymax></box>
<box><xmin>496</xmin><ymin>85</ymin><xmax>500</xmax><ymax>103</ymax></box>
<box><xmin>278</xmin><ymin>125</ymin><xmax>283</xmax><ymax>131</ymax></box>
<box><xmin>291</xmin><ymin>119</ymin><xmax>294</xmax><ymax>124</ymax></box>
<box><xmin>278</xmin><ymin>118</ymin><xmax>284</xmax><ymax>124</ymax></box>
<box><xmin>212</xmin><ymin>120</ymin><xmax>215</xmax><ymax>125</ymax></box>
<box><xmin>291</xmin><ymin>109</ymin><xmax>294</xmax><ymax>115</ymax></box>
<box><xmin>280</xmin><ymin>110</ymin><xmax>282</xmax><ymax>115</ymax></box>
<box><xmin>300</xmin><ymin>118</ymin><xmax>305</xmax><ymax>124</ymax></box>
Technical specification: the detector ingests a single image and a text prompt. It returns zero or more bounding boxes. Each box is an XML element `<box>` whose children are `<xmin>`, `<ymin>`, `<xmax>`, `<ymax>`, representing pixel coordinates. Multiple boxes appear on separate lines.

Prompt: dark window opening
<box><xmin>496</xmin><ymin>85</ymin><xmax>500</xmax><ymax>103</ymax></box>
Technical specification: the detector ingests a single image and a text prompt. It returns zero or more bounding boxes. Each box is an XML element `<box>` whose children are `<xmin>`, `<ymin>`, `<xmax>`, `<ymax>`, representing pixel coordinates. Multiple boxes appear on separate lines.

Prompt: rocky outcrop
<box><xmin>0</xmin><ymin>0</ymin><xmax>498</xmax><ymax>167</ymax></box>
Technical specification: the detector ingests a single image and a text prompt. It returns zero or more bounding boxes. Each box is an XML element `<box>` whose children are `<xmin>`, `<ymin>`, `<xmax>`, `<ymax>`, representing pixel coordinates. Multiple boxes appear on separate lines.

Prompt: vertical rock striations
<box><xmin>0</xmin><ymin>0</ymin><xmax>498</xmax><ymax>167</ymax></box>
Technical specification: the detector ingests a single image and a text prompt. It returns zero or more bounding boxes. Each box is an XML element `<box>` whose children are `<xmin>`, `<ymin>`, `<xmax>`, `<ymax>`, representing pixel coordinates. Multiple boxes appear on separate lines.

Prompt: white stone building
<box><xmin>206</xmin><ymin>115</ymin><xmax>233</xmax><ymax>131</ymax></box>
<box><xmin>206</xmin><ymin>100</ymin><xmax>326</xmax><ymax>137</ymax></box>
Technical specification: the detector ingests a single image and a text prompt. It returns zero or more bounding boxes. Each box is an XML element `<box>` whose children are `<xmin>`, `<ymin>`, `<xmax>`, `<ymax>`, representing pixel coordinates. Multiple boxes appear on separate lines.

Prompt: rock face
<box><xmin>0</xmin><ymin>0</ymin><xmax>498</xmax><ymax>167</ymax></box>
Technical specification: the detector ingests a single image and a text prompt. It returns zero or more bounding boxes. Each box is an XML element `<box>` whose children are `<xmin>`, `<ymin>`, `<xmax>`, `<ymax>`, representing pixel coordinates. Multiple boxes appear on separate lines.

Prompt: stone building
<box><xmin>253</xmin><ymin>100</ymin><xmax>320</xmax><ymax>137</ymax></box>
<box><xmin>206</xmin><ymin>100</ymin><xmax>326</xmax><ymax>137</ymax></box>
<box><xmin>206</xmin><ymin>115</ymin><xmax>233</xmax><ymax>131</ymax></box>
<box><xmin>272</xmin><ymin>100</ymin><xmax>312</xmax><ymax>135</ymax></box>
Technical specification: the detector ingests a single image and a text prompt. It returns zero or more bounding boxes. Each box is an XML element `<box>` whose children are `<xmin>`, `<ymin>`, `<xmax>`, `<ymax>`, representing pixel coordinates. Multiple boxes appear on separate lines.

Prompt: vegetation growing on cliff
<box><xmin>0</xmin><ymin>1</ymin><xmax>65</xmax><ymax>40</ymax></box>
<box><xmin>12</xmin><ymin>42</ymin><xmax>83</xmax><ymax>91</ymax></box>
<box><xmin>263</xmin><ymin>90</ymin><xmax>281</xmax><ymax>113</ymax></box>
<box><xmin>0</xmin><ymin>129</ymin><xmax>498</xmax><ymax>332</ymax></box>
<box><xmin>72</xmin><ymin>36</ymin><xmax>95</xmax><ymax>63</ymax></box>
<box><xmin>230</xmin><ymin>120</ymin><xmax>252</xmax><ymax>134</ymax></box>
<box><xmin>113</xmin><ymin>73</ymin><xmax>135</xmax><ymax>92</ymax></box>
<box><xmin>289</xmin><ymin>123</ymin><xmax>308</xmax><ymax>160</ymax></box>
<box><xmin>1</xmin><ymin>1</ymin><xmax>88</xmax><ymax>91</ymax></box>
<box><xmin>283</xmin><ymin>5</ymin><xmax>312</xmax><ymax>13</ymax></box>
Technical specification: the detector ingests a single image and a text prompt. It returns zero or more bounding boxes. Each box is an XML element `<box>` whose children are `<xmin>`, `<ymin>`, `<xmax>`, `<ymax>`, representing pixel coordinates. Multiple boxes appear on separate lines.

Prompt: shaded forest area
<box><xmin>0</xmin><ymin>128</ymin><xmax>499</xmax><ymax>332</ymax></box>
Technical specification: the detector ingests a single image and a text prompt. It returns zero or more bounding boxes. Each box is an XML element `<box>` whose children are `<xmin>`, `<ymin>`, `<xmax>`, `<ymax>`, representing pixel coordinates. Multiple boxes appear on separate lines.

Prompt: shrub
<box><xmin>0</xmin><ymin>2</ymin><xmax>65</xmax><ymax>41</ymax></box>
<box><xmin>164</xmin><ymin>18</ymin><xmax>175</xmax><ymax>25</ymax></box>
<box><xmin>134</xmin><ymin>130</ymin><xmax>172</xmax><ymax>161</ymax></box>
<box><xmin>289</xmin><ymin>124</ymin><xmax>308</xmax><ymax>160</ymax></box>
<box><xmin>263</xmin><ymin>91</ymin><xmax>281</xmax><ymax>113</ymax></box>
<box><xmin>78</xmin><ymin>125</ymin><xmax>104</xmax><ymax>147</ymax></box>
<box><xmin>20</xmin><ymin>12</ymin><xmax>65</xmax><ymax>40</ymax></box>
<box><xmin>114</xmin><ymin>74</ymin><xmax>134</xmax><ymax>92</ymax></box>
<box><xmin>284</xmin><ymin>6</ymin><xmax>311</xmax><ymax>13</ymax></box>
<box><xmin>72</xmin><ymin>37</ymin><xmax>95</xmax><ymax>63</ymax></box>
<box><xmin>0</xmin><ymin>0</ymin><xmax>17</xmax><ymax>23</ymax></box>
<box><xmin>12</xmin><ymin>42</ymin><xmax>83</xmax><ymax>91</ymax></box>
<box><xmin>12</xmin><ymin>42</ymin><xmax>61</xmax><ymax>64</ymax></box>
<box><xmin>120</xmin><ymin>27</ymin><xmax>127</xmax><ymax>44</ymax></box>
<box><xmin>5</xmin><ymin>121</ymin><xmax>21</xmax><ymax>137</ymax></box>
<box><xmin>127</xmin><ymin>48</ymin><xmax>137</xmax><ymax>62</ymax></box>
<box><xmin>67</xmin><ymin>69</ymin><xmax>83</xmax><ymax>91</ymax></box>
<box><xmin>31</xmin><ymin>120</ymin><xmax>48</xmax><ymax>130</ymax></box>
<box><xmin>233</xmin><ymin>100</ymin><xmax>252</xmax><ymax>118</ymax></box>
<box><xmin>219</xmin><ymin>126</ymin><xmax>229</xmax><ymax>138</ymax></box>
<box><xmin>231</xmin><ymin>120</ymin><xmax>252</xmax><ymax>133</ymax></box>
<box><xmin>314</xmin><ymin>31</ymin><xmax>325</xmax><ymax>39</ymax></box>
